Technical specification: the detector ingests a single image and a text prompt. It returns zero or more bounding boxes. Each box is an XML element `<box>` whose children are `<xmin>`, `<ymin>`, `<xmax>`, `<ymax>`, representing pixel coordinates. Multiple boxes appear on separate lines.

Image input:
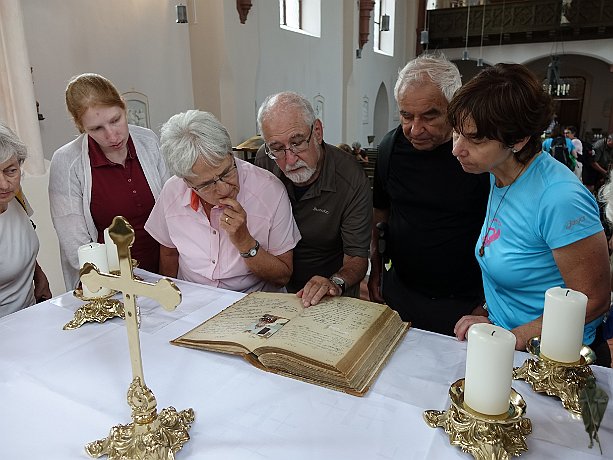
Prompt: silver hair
<box><xmin>394</xmin><ymin>53</ymin><xmax>461</xmax><ymax>103</ymax></box>
<box><xmin>256</xmin><ymin>91</ymin><xmax>316</xmax><ymax>140</ymax></box>
<box><xmin>600</xmin><ymin>173</ymin><xmax>613</xmax><ymax>223</ymax></box>
<box><xmin>0</xmin><ymin>121</ymin><xmax>27</xmax><ymax>164</ymax></box>
<box><xmin>160</xmin><ymin>110</ymin><xmax>232</xmax><ymax>178</ymax></box>
<box><xmin>352</xmin><ymin>141</ymin><xmax>361</xmax><ymax>150</ymax></box>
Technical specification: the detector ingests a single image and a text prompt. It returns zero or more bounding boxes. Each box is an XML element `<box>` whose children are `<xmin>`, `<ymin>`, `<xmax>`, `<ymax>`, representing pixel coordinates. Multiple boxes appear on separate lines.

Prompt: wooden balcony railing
<box><xmin>426</xmin><ymin>0</ymin><xmax>613</xmax><ymax>49</ymax></box>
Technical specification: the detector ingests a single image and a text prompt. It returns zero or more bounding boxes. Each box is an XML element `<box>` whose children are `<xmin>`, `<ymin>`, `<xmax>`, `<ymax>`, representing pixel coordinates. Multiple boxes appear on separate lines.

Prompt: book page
<box><xmin>174</xmin><ymin>292</ymin><xmax>305</xmax><ymax>352</ymax></box>
<box><xmin>258</xmin><ymin>297</ymin><xmax>388</xmax><ymax>367</ymax></box>
<box><xmin>174</xmin><ymin>292</ymin><xmax>389</xmax><ymax>368</ymax></box>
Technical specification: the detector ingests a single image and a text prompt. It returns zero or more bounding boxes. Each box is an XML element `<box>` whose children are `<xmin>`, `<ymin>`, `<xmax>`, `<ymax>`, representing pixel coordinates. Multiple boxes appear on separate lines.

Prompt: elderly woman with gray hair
<box><xmin>145</xmin><ymin>110</ymin><xmax>300</xmax><ymax>292</ymax></box>
<box><xmin>0</xmin><ymin>122</ymin><xmax>51</xmax><ymax>316</ymax></box>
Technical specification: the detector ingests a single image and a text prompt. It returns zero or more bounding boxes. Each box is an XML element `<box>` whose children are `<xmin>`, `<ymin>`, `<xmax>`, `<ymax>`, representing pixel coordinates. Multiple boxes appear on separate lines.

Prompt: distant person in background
<box><xmin>592</xmin><ymin>133</ymin><xmax>613</xmax><ymax>191</ymax></box>
<box><xmin>0</xmin><ymin>122</ymin><xmax>51</xmax><ymax>317</ymax></box>
<box><xmin>542</xmin><ymin>125</ymin><xmax>575</xmax><ymax>171</ymax></box>
<box><xmin>337</xmin><ymin>143</ymin><xmax>353</xmax><ymax>155</ymax></box>
<box><xmin>580</xmin><ymin>135</ymin><xmax>598</xmax><ymax>194</ymax></box>
<box><xmin>49</xmin><ymin>73</ymin><xmax>170</xmax><ymax>291</ymax></box>
<box><xmin>545</xmin><ymin>112</ymin><xmax>558</xmax><ymax>135</ymax></box>
<box><xmin>564</xmin><ymin>125</ymin><xmax>583</xmax><ymax>180</ymax></box>
<box><xmin>352</xmin><ymin>141</ymin><xmax>369</xmax><ymax>165</ymax></box>
<box><xmin>598</xmin><ymin>173</ymin><xmax>613</xmax><ymax>343</ymax></box>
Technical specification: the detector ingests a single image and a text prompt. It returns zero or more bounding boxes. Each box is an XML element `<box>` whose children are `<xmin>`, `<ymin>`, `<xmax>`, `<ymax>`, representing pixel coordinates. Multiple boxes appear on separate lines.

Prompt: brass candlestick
<box><xmin>423</xmin><ymin>379</ymin><xmax>532</xmax><ymax>460</ymax></box>
<box><xmin>81</xmin><ymin>216</ymin><xmax>194</xmax><ymax>460</ymax></box>
<box><xmin>85</xmin><ymin>377</ymin><xmax>194</xmax><ymax>459</ymax></box>
<box><xmin>63</xmin><ymin>287</ymin><xmax>124</xmax><ymax>330</ymax></box>
<box><xmin>513</xmin><ymin>336</ymin><xmax>595</xmax><ymax>415</ymax></box>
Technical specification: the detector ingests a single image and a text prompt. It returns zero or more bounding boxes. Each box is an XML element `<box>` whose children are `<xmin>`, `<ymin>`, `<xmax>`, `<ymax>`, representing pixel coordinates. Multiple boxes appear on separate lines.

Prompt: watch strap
<box><xmin>329</xmin><ymin>276</ymin><xmax>346</xmax><ymax>295</ymax></box>
<box><xmin>240</xmin><ymin>240</ymin><xmax>260</xmax><ymax>258</ymax></box>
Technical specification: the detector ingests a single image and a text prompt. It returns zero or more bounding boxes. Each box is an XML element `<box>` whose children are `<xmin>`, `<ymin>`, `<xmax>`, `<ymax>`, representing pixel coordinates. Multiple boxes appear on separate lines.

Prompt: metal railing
<box><xmin>426</xmin><ymin>0</ymin><xmax>613</xmax><ymax>49</ymax></box>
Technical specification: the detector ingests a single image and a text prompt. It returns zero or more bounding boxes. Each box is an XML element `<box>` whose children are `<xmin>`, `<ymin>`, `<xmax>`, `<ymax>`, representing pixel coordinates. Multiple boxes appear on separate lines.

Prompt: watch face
<box><xmin>331</xmin><ymin>276</ymin><xmax>345</xmax><ymax>287</ymax></box>
<box><xmin>249</xmin><ymin>248</ymin><xmax>257</xmax><ymax>257</ymax></box>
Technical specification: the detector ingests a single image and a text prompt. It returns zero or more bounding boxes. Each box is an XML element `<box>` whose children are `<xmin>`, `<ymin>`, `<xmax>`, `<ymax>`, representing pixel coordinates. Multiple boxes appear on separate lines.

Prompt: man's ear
<box><xmin>313</xmin><ymin>119</ymin><xmax>324</xmax><ymax>143</ymax></box>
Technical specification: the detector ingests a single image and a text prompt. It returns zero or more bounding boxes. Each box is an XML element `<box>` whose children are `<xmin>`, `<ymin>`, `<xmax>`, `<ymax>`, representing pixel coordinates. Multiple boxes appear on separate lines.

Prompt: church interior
<box><xmin>1</xmin><ymin>1</ymin><xmax>613</xmax><ymax>457</ymax></box>
<box><xmin>2</xmin><ymin>0</ymin><xmax>611</xmax><ymax>296</ymax></box>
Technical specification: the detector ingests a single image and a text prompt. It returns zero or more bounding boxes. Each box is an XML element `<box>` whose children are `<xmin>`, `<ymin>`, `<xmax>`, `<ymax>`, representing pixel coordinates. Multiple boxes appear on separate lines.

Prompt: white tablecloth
<box><xmin>1</xmin><ymin>270</ymin><xmax>611</xmax><ymax>459</ymax></box>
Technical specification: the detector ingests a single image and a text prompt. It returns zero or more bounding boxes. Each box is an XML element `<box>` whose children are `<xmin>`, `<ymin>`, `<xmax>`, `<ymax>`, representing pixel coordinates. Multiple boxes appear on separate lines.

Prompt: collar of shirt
<box><xmin>88</xmin><ymin>135</ymin><xmax>136</xmax><ymax>167</ymax></box>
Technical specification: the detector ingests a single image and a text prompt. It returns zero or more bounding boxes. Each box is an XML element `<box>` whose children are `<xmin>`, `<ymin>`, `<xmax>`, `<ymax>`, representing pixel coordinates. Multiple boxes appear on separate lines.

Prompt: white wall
<box><xmin>187</xmin><ymin>0</ymin><xmax>412</xmax><ymax>149</ymax></box>
<box><xmin>21</xmin><ymin>0</ymin><xmax>194</xmax><ymax>160</ymax></box>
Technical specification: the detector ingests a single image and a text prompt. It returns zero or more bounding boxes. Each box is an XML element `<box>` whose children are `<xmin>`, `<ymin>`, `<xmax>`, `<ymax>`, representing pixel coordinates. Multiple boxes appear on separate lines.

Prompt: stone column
<box><xmin>0</xmin><ymin>0</ymin><xmax>45</xmax><ymax>175</ymax></box>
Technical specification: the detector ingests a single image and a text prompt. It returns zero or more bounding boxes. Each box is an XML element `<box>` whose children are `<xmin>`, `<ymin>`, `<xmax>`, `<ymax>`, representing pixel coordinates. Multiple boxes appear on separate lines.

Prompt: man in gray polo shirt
<box><xmin>255</xmin><ymin>91</ymin><xmax>372</xmax><ymax>307</ymax></box>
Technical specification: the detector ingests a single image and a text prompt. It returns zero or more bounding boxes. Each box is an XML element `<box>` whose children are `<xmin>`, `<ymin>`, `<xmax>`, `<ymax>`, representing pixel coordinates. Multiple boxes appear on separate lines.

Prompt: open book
<box><xmin>171</xmin><ymin>292</ymin><xmax>409</xmax><ymax>396</ymax></box>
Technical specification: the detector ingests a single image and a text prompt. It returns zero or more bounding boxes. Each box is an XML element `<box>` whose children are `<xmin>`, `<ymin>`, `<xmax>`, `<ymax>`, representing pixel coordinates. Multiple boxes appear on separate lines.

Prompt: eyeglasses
<box><xmin>564</xmin><ymin>131</ymin><xmax>571</xmax><ymax>135</ymax></box>
<box><xmin>187</xmin><ymin>160</ymin><xmax>237</xmax><ymax>193</ymax></box>
<box><xmin>264</xmin><ymin>125</ymin><xmax>314</xmax><ymax>160</ymax></box>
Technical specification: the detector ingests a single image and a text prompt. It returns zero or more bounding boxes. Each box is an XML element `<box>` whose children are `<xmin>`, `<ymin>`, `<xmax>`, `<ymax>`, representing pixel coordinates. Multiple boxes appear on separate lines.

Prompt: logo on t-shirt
<box><xmin>483</xmin><ymin>218</ymin><xmax>501</xmax><ymax>248</ymax></box>
<box><xmin>565</xmin><ymin>215</ymin><xmax>586</xmax><ymax>230</ymax></box>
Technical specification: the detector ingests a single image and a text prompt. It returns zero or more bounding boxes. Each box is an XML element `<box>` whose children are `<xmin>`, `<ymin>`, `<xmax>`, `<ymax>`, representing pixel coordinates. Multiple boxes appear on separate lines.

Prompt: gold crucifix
<box><xmin>80</xmin><ymin>216</ymin><xmax>194</xmax><ymax>460</ymax></box>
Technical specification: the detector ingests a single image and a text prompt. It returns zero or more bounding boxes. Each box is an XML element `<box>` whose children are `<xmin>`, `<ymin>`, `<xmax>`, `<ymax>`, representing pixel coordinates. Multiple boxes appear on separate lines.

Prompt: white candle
<box><xmin>540</xmin><ymin>287</ymin><xmax>587</xmax><ymax>363</ymax></box>
<box><xmin>464</xmin><ymin>323</ymin><xmax>516</xmax><ymax>416</ymax></box>
<box><xmin>77</xmin><ymin>243</ymin><xmax>111</xmax><ymax>299</ymax></box>
<box><xmin>104</xmin><ymin>228</ymin><xmax>120</xmax><ymax>272</ymax></box>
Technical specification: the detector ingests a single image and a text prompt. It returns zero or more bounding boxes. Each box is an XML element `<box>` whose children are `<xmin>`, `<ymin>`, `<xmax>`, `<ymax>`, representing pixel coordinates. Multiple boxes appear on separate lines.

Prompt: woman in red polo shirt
<box><xmin>49</xmin><ymin>74</ymin><xmax>170</xmax><ymax>291</ymax></box>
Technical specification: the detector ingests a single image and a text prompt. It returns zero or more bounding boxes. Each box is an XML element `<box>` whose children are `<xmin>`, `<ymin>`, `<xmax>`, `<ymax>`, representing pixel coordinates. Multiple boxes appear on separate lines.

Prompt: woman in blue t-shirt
<box><xmin>448</xmin><ymin>64</ymin><xmax>611</xmax><ymax>366</ymax></box>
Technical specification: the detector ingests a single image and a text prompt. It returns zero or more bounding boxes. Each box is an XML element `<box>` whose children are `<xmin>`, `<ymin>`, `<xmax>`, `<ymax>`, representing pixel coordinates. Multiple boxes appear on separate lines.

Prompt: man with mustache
<box><xmin>255</xmin><ymin>92</ymin><xmax>372</xmax><ymax>306</ymax></box>
<box><xmin>368</xmin><ymin>54</ymin><xmax>490</xmax><ymax>336</ymax></box>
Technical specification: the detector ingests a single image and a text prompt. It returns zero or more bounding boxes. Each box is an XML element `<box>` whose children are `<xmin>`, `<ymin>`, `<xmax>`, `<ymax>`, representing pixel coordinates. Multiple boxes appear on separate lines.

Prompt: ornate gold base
<box><xmin>513</xmin><ymin>336</ymin><xmax>595</xmax><ymax>415</ymax></box>
<box><xmin>423</xmin><ymin>379</ymin><xmax>532</xmax><ymax>460</ymax></box>
<box><xmin>85</xmin><ymin>377</ymin><xmax>195</xmax><ymax>460</ymax></box>
<box><xmin>63</xmin><ymin>289</ymin><xmax>125</xmax><ymax>330</ymax></box>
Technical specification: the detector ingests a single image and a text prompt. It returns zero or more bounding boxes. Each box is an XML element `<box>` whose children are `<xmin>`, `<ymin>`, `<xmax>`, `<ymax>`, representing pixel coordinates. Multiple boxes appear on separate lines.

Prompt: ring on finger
<box><xmin>225</xmin><ymin>216</ymin><xmax>229</xmax><ymax>223</ymax></box>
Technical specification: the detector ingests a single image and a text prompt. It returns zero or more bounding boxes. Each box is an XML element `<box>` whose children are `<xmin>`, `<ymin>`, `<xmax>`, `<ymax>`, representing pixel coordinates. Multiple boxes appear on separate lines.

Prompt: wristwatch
<box><xmin>329</xmin><ymin>275</ymin><xmax>346</xmax><ymax>295</ymax></box>
<box><xmin>240</xmin><ymin>240</ymin><xmax>260</xmax><ymax>258</ymax></box>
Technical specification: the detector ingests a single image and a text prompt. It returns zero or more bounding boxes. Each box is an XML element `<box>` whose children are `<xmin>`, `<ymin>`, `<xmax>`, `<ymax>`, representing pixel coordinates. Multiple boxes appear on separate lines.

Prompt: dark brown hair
<box><xmin>448</xmin><ymin>63</ymin><xmax>553</xmax><ymax>163</ymax></box>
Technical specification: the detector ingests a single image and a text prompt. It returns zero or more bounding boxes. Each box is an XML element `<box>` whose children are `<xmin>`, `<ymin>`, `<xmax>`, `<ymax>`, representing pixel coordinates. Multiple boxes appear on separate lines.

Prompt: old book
<box><xmin>171</xmin><ymin>292</ymin><xmax>409</xmax><ymax>396</ymax></box>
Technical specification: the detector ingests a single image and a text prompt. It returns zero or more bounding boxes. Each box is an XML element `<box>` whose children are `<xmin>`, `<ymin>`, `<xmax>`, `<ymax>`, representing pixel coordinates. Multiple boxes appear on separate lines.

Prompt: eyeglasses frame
<box><xmin>187</xmin><ymin>158</ymin><xmax>237</xmax><ymax>193</ymax></box>
<box><xmin>264</xmin><ymin>124</ymin><xmax>314</xmax><ymax>160</ymax></box>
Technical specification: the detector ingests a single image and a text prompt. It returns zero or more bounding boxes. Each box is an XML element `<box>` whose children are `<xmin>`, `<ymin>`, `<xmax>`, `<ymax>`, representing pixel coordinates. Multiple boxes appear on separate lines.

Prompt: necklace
<box><xmin>478</xmin><ymin>164</ymin><xmax>526</xmax><ymax>257</ymax></box>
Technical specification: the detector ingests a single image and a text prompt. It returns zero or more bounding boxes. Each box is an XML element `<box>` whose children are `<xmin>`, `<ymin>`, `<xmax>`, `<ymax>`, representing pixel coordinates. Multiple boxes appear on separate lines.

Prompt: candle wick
<box><xmin>491</xmin><ymin>331</ymin><xmax>495</xmax><ymax>336</ymax></box>
<box><xmin>565</xmin><ymin>290</ymin><xmax>570</xmax><ymax>296</ymax></box>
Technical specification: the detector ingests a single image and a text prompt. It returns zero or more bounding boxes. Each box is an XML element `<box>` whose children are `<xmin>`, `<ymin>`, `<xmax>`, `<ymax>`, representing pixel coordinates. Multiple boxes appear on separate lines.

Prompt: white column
<box><xmin>0</xmin><ymin>0</ymin><xmax>45</xmax><ymax>175</ymax></box>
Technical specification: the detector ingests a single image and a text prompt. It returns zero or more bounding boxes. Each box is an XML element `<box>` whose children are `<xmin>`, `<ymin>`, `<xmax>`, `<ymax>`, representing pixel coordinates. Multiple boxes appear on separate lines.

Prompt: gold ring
<box><xmin>225</xmin><ymin>216</ymin><xmax>229</xmax><ymax>223</ymax></box>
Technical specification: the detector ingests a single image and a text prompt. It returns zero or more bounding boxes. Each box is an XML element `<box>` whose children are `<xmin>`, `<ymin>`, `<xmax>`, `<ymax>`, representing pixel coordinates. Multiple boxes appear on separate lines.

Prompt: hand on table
<box><xmin>454</xmin><ymin>315</ymin><xmax>492</xmax><ymax>342</ymax></box>
<box><xmin>297</xmin><ymin>275</ymin><xmax>341</xmax><ymax>307</ymax></box>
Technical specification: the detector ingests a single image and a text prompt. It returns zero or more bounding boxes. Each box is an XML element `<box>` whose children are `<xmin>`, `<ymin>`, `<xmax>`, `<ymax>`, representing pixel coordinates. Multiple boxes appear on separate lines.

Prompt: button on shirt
<box><xmin>145</xmin><ymin>158</ymin><xmax>300</xmax><ymax>293</ymax></box>
<box><xmin>89</xmin><ymin>136</ymin><xmax>159</xmax><ymax>272</ymax></box>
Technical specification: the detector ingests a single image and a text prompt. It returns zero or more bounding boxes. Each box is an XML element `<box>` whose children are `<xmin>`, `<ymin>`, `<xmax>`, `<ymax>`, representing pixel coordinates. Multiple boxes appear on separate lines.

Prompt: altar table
<box><xmin>1</xmin><ymin>271</ymin><xmax>611</xmax><ymax>459</ymax></box>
